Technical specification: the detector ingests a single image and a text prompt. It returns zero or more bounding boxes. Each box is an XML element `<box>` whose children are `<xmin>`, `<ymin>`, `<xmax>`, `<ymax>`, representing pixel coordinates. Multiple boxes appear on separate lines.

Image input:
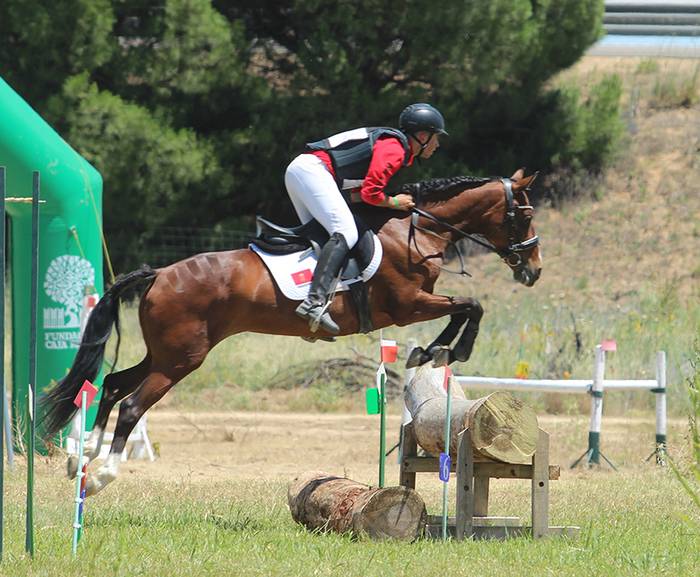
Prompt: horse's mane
<box><xmin>397</xmin><ymin>175</ymin><xmax>492</xmax><ymax>205</ymax></box>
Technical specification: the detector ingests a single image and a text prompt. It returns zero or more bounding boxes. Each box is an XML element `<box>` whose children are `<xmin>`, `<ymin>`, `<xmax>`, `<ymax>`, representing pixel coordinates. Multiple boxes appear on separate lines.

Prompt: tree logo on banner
<box><xmin>43</xmin><ymin>255</ymin><xmax>95</xmax><ymax>336</ymax></box>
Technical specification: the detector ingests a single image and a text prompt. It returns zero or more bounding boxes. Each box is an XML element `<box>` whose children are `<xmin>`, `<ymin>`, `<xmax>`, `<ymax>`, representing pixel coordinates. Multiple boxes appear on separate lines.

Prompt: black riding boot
<box><xmin>295</xmin><ymin>232</ymin><xmax>350</xmax><ymax>334</ymax></box>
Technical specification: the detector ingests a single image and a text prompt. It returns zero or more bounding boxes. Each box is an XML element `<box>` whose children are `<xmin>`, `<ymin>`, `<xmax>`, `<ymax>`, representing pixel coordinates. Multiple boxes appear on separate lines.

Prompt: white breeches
<box><xmin>284</xmin><ymin>154</ymin><xmax>359</xmax><ymax>249</ymax></box>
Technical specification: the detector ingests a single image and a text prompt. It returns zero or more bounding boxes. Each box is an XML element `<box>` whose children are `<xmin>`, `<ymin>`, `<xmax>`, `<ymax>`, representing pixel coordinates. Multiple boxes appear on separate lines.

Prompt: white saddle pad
<box><xmin>249</xmin><ymin>235</ymin><xmax>383</xmax><ymax>301</ymax></box>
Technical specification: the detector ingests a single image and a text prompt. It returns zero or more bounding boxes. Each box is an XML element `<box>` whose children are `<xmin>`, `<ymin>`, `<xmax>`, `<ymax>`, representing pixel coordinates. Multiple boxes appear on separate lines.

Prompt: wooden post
<box><xmin>399</xmin><ymin>423</ymin><xmax>417</xmax><ymax>490</ymax></box>
<box><xmin>399</xmin><ymin>339</ymin><xmax>418</xmax><ymax>465</ymax></box>
<box><xmin>654</xmin><ymin>351</ymin><xmax>667</xmax><ymax>465</ymax></box>
<box><xmin>455</xmin><ymin>429</ymin><xmax>474</xmax><ymax>540</ymax></box>
<box><xmin>531</xmin><ymin>429</ymin><xmax>550</xmax><ymax>539</ymax></box>
<box><xmin>474</xmin><ymin>477</ymin><xmax>490</xmax><ymax>517</ymax></box>
<box><xmin>401</xmin><ymin>422</ymin><xmax>576</xmax><ymax>540</ymax></box>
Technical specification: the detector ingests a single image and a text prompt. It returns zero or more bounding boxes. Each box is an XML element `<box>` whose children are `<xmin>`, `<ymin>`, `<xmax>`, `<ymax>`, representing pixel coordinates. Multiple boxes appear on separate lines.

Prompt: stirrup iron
<box><xmin>308</xmin><ymin>294</ymin><xmax>334</xmax><ymax>333</ymax></box>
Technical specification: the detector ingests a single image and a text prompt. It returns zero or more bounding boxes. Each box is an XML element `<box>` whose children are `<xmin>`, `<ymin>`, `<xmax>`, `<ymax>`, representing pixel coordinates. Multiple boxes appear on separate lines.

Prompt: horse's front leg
<box><xmin>406</xmin><ymin>312</ymin><xmax>468</xmax><ymax>367</ymax></box>
<box><xmin>449</xmin><ymin>302</ymin><xmax>484</xmax><ymax>364</ymax></box>
<box><xmin>393</xmin><ymin>293</ymin><xmax>483</xmax><ymax>367</ymax></box>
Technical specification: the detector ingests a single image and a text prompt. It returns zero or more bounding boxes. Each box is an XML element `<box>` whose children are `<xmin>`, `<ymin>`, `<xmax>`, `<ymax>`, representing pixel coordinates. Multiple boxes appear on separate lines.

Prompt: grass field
<box><xmin>1</xmin><ymin>413</ymin><xmax>699</xmax><ymax>576</ymax></box>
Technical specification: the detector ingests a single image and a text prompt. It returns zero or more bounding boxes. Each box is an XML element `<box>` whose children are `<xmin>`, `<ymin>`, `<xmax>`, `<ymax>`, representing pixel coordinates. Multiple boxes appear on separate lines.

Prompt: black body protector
<box><xmin>306</xmin><ymin>127</ymin><xmax>411</xmax><ymax>191</ymax></box>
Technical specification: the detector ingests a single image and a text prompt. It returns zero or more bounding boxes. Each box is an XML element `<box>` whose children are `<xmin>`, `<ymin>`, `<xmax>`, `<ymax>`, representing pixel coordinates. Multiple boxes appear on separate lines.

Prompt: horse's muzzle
<box><xmin>513</xmin><ymin>265</ymin><xmax>541</xmax><ymax>287</ymax></box>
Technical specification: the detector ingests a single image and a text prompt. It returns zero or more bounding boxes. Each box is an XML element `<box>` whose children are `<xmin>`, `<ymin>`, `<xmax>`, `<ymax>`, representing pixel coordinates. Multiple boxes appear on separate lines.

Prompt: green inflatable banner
<box><xmin>0</xmin><ymin>76</ymin><xmax>104</xmax><ymax>451</ymax></box>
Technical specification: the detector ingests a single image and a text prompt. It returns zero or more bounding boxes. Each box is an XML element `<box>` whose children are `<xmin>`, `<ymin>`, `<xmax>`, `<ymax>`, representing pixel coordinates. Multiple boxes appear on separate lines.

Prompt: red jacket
<box><xmin>310</xmin><ymin>136</ymin><xmax>414</xmax><ymax>205</ymax></box>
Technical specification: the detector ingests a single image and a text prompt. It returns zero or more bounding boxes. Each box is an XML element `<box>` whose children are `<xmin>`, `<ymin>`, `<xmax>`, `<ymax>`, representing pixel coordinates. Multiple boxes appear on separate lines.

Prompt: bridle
<box><xmin>500</xmin><ymin>178</ymin><xmax>540</xmax><ymax>266</ymax></box>
<box><xmin>408</xmin><ymin>177</ymin><xmax>539</xmax><ymax>276</ymax></box>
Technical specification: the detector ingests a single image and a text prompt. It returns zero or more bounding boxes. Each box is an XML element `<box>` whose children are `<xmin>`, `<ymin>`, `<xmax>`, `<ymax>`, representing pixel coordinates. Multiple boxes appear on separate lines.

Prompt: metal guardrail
<box><xmin>605</xmin><ymin>24</ymin><xmax>700</xmax><ymax>35</ymax></box>
<box><xmin>606</xmin><ymin>1</ymin><xmax>700</xmax><ymax>12</ymax></box>
<box><xmin>604</xmin><ymin>1</ymin><xmax>700</xmax><ymax>35</ymax></box>
<box><xmin>605</xmin><ymin>12</ymin><xmax>700</xmax><ymax>22</ymax></box>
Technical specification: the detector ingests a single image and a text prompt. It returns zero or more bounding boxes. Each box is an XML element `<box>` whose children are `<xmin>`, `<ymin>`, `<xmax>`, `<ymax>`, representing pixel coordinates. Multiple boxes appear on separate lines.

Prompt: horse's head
<box><xmin>483</xmin><ymin>168</ymin><xmax>542</xmax><ymax>287</ymax></box>
<box><xmin>401</xmin><ymin>169</ymin><xmax>542</xmax><ymax>286</ymax></box>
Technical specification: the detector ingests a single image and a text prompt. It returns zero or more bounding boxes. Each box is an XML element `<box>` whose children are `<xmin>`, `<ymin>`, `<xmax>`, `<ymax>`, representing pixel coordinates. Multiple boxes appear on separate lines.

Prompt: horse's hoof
<box><xmin>85</xmin><ymin>470</ymin><xmax>115</xmax><ymax>497</ymax></box>
<box><xmin>67</xmin><ymin>455</ymin><xmax>79</xmax><ymax>479</ymax></box>
<box><xmin>406</xmin><ymin>347</ymin><xmax>432</xmax><ymax>368</ymax></box>
<box><xmin>431</xmin><ymin>347</ymin><xmax>451</xmax><ymax>367</ymax></box>
<box><xmin>450</xmin><ymin>349</ymin><xmax>470</xmax><ymax>363</ymax></box>
<box><xmin>85</xmin><ymin>474</ymin><xmax>99</xmax><ymax>497</ymax></box>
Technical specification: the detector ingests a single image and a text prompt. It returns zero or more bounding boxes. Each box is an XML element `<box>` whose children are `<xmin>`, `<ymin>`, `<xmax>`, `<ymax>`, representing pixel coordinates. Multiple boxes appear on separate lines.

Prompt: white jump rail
<box><xmin>403</xmin><ymin>341</ymin><xmax>668</xmax><ymax>468</ymax></box>
<box><xmin>455</xmin><ymin>377</ymin><xmax>658</xmax><ymax>393</ymax></box>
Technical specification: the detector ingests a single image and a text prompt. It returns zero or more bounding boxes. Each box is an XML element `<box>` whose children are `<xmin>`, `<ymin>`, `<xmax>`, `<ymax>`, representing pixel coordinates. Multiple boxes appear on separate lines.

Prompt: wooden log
<box><xmin>405</xmin><ymin>365</ymin><xmax>538</xmax><ymax>464</ymax></box>
<box><xmin>288</xmin><ymin>471</ymin><xmax>426</xmax><ymax>540</ymax></box>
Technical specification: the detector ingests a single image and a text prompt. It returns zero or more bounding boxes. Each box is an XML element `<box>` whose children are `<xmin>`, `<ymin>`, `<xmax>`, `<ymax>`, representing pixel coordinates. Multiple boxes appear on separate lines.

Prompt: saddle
<box><xmin>252</xmin><ymin>215</ymin><xmax>376</xmax><ymax>282</ymax></box>
<box><xmin>251</xmin><ymin>215</ymin><xmax>376</xmax><ymax>333</ymax></box>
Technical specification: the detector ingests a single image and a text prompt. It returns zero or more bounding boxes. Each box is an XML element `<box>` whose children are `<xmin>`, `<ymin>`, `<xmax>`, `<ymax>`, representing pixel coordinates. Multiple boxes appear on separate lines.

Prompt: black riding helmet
<box><xmin>399</xmin><ymin>103</ymin><xmax>448</xmax><ymax>137</ymax></box>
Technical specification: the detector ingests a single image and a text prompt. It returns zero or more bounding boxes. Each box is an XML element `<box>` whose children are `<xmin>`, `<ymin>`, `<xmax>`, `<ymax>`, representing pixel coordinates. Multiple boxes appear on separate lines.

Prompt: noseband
<box><xmin>409</xmin><ymin>177</ymin><xmax>539</xmax><ymax>275</ymax></box>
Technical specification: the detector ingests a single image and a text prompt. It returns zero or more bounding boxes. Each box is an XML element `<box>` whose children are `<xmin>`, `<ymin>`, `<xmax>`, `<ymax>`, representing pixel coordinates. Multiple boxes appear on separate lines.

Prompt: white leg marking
<box><xmin>84</xmin><ymin>425</ymin><xmax>105</xmax><ymax>460</ymax></box>
<box><xmin>67</xmin><ymin>454</ymin><xmax>85</xmax><ymax>479</ymax></box>
<box><xmin>85</xmin><ymin>452</ymin><xmax>123</xmax><ymax>496</ymax></box>
<box><xmin>67</xmin><ymin>425</ymin><xmax>105</xmax><ymax>479</ymax></box>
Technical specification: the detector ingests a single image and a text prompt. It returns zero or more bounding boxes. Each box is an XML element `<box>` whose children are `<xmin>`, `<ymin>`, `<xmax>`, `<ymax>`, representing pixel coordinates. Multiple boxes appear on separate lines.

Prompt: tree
<box><xmin>0</xmin><ymin>1</ymin><xmax>619</xmax><ymax>271</ymax></box>
<box><xmin>216</xmin><ymin>0</ymin><xmax>616</xmax><ymax>208</ymax></box>
<box><xmin>0</xmin><ymin>0</ymin><xmax>115</xmax><ymax>105</ymax></box>
<box><xmin>47</xmin><ymin>73</ymin><xmax>227</xmax><ymax>262</ymax></box>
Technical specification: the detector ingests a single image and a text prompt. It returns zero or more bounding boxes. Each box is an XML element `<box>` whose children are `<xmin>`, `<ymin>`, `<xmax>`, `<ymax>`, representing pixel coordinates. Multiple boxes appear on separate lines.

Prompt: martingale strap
<box><xmin>409</xmin><ymin>209</ymin><xmax>472</xmax><ymax>276</ymax></box>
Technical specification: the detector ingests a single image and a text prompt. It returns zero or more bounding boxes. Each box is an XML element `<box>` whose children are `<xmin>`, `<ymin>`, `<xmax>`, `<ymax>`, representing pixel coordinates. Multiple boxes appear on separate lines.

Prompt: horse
<box><xmin>40</xmin><ymin>168</ymin><xmax>541</xmax><ymax>496</ymax></box>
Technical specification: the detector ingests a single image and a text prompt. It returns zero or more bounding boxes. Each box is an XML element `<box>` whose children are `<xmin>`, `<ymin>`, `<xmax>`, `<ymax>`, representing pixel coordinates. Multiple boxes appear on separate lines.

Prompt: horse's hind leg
<box><xmin>67</xmin><ymin>356</ymin><xmax>152</xmax><ymax>479</ymax></box>
<box><xmin>85</xmin><ymin>365</ymin><xmax>192</xmax><ymax>496</ymax></box>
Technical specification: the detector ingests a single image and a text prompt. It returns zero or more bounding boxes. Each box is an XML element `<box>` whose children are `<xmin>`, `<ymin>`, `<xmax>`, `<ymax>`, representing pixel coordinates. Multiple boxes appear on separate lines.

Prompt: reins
<box><xmin>408</xmin><ymin>207</ymin><xmax>474</xmax><ymax>276</ymax></box>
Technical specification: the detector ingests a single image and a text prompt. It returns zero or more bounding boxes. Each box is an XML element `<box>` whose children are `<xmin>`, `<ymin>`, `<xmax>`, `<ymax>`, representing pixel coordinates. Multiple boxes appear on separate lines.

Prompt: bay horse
<box><xmin>40</xmin><ymin>168</ymin><xmax>541</xmax><ymax>496</ymax></box>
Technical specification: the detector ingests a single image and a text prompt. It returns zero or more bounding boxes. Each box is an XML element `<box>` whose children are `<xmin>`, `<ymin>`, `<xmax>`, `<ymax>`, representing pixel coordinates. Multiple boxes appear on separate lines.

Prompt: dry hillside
<box><xmin>441</xmin><ymin>56</ymin><xmax>699</xmax><ymax>307</ymax></box>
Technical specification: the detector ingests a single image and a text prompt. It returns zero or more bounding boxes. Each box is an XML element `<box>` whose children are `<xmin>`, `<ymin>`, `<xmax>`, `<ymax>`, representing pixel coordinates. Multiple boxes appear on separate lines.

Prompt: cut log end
<box><xmin>288</xmin><ymin>472</ymin><xmax>426</xmax><ymax>541</ymax></box>
<box><xmin>406</xmin><ymin>365</ymin><xmax>539</xmax><ymax>463</ymax></box>
<box><xmin>354</xmin><ymin>486</ymin><xmax>427</xmax><ymax>541</ymax></box>
<box><xmin>469</xmin><ymin>391</ymin><xmax>538</xmax><ymax>464</ymax></box>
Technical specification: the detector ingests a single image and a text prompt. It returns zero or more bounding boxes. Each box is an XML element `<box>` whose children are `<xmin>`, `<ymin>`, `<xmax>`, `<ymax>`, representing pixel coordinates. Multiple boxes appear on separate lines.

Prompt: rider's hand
<box><xmin>388</xmin><ymin>193</ymin><xmax>415</xmax><ymax>211</ymax></box>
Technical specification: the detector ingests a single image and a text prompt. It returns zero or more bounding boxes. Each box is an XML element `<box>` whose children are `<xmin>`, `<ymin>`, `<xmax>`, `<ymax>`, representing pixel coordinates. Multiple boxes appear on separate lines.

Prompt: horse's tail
<box><xmin>40</xmin><ymin>264</ymin><xmax>158</xmax><ymax>438</ymax></box>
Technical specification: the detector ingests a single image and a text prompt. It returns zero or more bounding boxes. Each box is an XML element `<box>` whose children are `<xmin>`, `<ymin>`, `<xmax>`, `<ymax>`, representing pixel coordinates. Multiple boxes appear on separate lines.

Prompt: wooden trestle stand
<box><xmin>399</xmin><ymin>423</ymin><xmax>579</xmax><ymax>540</ymax></box>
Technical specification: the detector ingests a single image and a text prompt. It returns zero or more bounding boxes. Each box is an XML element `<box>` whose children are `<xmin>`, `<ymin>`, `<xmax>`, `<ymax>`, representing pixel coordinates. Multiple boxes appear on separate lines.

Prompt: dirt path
<box><xmin>113</xmin><ymin>409</ymin><xmax>684</xmax><ymax>486</ymax></box>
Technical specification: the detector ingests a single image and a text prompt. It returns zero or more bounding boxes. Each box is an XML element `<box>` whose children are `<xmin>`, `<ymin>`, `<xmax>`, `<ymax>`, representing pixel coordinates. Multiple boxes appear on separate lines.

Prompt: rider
<box><xmin>286</xmin><ymin>103</ymin><xmax>448</xmax><ymax>335</ymax></box>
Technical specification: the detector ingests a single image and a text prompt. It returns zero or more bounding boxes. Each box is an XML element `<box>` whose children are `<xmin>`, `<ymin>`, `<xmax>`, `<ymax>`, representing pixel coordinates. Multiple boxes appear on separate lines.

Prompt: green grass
<box><xmin>1</xmin><ymin>463</ymin><xmax>698</xmax><ymax>576</ymax></box>
<box><xmin>635</xmin><ymin>59</ymin><xmax>660</xmax><ymax>75</ymax></box>
<box><xmin>650</xmin><ymin>66</ymin><xmax>699</xmax><ymax>109</ymax></box>
<box><xmin>668</xmin><ymin>344</ymin><xmax>700</xmax><ymax>512</ymax></box>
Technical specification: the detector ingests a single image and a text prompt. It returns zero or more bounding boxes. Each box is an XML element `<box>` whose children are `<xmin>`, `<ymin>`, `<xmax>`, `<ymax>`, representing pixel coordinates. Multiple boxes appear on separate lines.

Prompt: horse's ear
<box><xmin>514</xmin><ymin>171</ymin><xmax>539</xmax><ymax>192</ymax></box>
<box><xmin>510</xmin><ymin>167</ymin><xmax>525</xmax><ymax>180</ymax></box>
